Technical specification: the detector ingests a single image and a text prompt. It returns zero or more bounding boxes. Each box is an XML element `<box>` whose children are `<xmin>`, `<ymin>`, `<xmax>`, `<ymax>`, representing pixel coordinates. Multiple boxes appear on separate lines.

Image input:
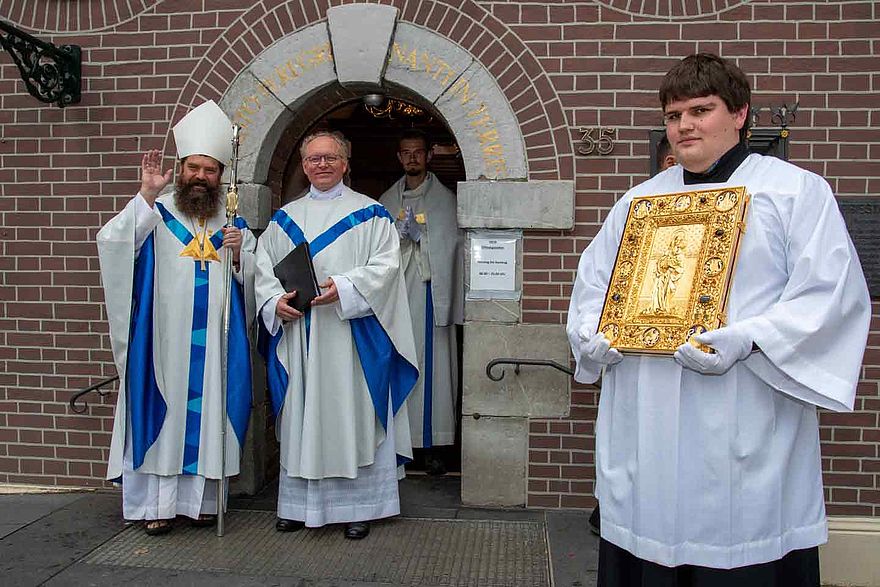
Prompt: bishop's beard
<box><xmin>175</xmin><ymin>175</ymin><xmax>221</xmax><ymax>219</ymax></box>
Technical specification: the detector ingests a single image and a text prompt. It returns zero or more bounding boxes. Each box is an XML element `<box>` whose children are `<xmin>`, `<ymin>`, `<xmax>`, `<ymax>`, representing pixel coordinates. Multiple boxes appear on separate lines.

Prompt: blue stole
<box><xmin>127</xmin><ymin>203</ymin><xmax>251</xmax><ymax>473</ymax></box>
<box><xmin>422</xmin><ymin>283</ymin><xmax>434</xmax><ymax>447</ymax></box>
<box><xmin>259</xmin><ymin>204</ymin><xmax>418</xmax><ymax>442</ymax></box>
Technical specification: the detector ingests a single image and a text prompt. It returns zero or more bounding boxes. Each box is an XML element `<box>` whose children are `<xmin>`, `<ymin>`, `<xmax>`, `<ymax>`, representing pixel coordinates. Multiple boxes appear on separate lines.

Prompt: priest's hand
<box><xmin>139</xmin><ymin>149</ymin><xmax>173</xmax><ymax>206</ymax></box>
<box><xmin>312</xmin><ymin>278</ymin><xmax>339</xmax><ymax>306</ymax></box>
<box><xmin>222</xmin><ymin>226</ymin><xmax>242</xmax><ymax>266</ymax></box>
<box><xmin>674</xmin><ymin>324</ymin><xmax>752</xmax><ymax>375</ymax></box>
<box><xmin>579</xmin><ymin>330</ymin><xmax>623</xmax><ymax>366</ymax></box>
<box><xmin>276</xmin><ymin>292</ymin><xmax>303</xmax><ymax>321</ymax></box>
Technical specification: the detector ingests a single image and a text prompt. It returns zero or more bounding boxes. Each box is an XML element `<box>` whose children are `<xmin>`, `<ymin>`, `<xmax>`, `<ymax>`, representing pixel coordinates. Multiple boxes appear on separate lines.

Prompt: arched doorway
<box><xmin>213</xmin><ymin>3</ymin><xmax>573</xmax><ymax>507</ymax></box>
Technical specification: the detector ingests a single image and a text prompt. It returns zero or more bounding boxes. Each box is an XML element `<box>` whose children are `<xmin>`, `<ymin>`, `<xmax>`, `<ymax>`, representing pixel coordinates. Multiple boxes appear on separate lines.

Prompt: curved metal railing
<box><xmin>485</xmin><ymin>358</ymin><xmax>574</xmax><ymax>381</ymax></box>
<box><xmin>69</xmin><ymin>375</ymin><xmax>118</xmax><ymax>414</ymax></box>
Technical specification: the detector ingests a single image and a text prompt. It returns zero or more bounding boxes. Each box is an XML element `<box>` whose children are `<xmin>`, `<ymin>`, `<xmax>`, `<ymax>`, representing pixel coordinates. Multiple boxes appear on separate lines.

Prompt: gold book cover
<box><xmin>597</xmin><ymin>186</ymin><xmax>750</xmax><ymax>354</ymax></box>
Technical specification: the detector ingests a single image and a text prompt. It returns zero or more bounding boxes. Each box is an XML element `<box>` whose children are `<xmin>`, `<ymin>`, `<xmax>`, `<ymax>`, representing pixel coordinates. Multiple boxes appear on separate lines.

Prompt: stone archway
<box><xmin>215</xmin><ymin>4</ymin><xmax>529</xmax><ymax>229</ymax></box>
<box><xmin>208</xmin><ymin>3</ymin><xmax>574</xmax><ymax>506</ymax></box>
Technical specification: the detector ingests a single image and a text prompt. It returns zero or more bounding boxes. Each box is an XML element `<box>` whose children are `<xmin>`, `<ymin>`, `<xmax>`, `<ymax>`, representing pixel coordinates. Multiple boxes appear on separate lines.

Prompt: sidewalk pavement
<box><xmin>0</xmin><ymin>476</ymin><xmax>599</xmax><ymax>586</ymax></box>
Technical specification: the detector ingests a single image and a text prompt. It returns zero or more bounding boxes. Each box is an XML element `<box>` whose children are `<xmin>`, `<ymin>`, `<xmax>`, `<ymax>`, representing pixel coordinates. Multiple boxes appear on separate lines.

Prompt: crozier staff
<box><xmin>97</xmin><ymin>100</ymin><xmax>256</xmax><ymax>536</ymax></box>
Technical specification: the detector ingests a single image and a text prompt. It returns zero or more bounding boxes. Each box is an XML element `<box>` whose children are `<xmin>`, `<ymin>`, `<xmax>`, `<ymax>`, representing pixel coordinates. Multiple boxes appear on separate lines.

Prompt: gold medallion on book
<box><xmin>597</xmin><ymin>186</ymin><xmax>750</xmax><ymax>354</ymax></box>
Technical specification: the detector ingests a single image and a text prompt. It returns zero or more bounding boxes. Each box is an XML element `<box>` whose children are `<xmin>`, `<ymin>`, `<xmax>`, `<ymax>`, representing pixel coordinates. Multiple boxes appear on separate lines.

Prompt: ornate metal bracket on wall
<box><xmin>748</xmin><ymin>102</ymin><xmax>798</xmax><ymax>161</ymax></box>
<box><xmin>0</xmin><ymin>19</ymin><xmax>81</xmax><ymax>108</ymax></box>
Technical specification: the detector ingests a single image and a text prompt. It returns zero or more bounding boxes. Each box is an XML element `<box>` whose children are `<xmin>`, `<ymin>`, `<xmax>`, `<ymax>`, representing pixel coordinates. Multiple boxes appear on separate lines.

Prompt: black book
<box><xmin>273</xmin><ymin>242</ymin><xmax>320</xmax><ymax>313</ymax></box>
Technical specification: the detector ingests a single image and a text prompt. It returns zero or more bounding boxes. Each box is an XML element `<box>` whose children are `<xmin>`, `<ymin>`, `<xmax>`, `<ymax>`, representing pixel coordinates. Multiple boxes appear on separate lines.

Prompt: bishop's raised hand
<box><xmin>139</xmin><ymin>149</ymin><xmax>174</xmax><ymax>206</ymax></box>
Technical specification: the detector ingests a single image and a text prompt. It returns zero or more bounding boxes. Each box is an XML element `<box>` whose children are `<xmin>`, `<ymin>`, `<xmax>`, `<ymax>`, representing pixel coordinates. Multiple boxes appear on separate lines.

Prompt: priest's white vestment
<box><xmin>380</xmin><ymin>173</ymin><xmax>463</xmax><ymax>448</ymax></box>
<box><xmin>567</xmin><ymin>154</ymin><xmax>871</xmax><ymax>569</ymax></box>
<box><xmin>97</xmin><ymin>193</ymin><xmax>256</xmax><ymax>520</ymax></box>
<box><xmin>255</xmin><ymin>185</ymin><xmax>418</xmax><ymax>526</ymax></box>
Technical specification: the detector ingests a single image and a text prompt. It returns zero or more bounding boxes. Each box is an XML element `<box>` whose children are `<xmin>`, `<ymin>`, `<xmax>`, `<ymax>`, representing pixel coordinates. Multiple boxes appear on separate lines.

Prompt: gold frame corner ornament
<box><xmin>597</xmin><ymin>186</ymin><xmax>750</xmax><ymax>354</ymax></box>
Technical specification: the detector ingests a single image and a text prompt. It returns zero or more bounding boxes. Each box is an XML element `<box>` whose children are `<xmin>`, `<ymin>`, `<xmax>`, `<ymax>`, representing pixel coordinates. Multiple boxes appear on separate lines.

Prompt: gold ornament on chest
<box><xmin>179</xmin><ymin>216</ymin><xmax>221</xmax><ymax>270</ymax></box>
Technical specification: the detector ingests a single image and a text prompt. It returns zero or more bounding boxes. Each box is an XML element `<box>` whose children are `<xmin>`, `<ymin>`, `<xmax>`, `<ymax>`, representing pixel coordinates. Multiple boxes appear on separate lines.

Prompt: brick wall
<box><xmin>0</xmin><ymin>0</ymin><xmax>877</xmax><ymax>514</ymax></box>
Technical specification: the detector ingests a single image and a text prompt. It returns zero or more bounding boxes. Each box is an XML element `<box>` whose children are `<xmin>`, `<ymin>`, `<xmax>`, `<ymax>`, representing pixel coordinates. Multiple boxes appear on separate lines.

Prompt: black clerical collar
<box><xmin>683</xmin><ymin>142</ymin><xmax>750</xmax><ymax>185</ymax></box>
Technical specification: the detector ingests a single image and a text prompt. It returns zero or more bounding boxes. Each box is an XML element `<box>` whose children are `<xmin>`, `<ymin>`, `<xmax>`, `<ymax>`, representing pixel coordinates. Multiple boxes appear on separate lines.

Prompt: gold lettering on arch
<box><xmin>231</xmin><ymin>42</ymin><xmax>334</xmax><ymax>140</ymax></box>
<box><xmin>390</xmin><ymin>41</ymin><xmax>508</xmax><ymax>176</ymax></box>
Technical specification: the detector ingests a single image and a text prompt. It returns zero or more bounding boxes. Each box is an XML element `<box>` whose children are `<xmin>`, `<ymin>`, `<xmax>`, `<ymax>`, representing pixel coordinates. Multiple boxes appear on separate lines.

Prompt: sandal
<box><xmin>144</xmin><ymin>519</ymin><xmax>172</xmax><ymax>536</ymax></box>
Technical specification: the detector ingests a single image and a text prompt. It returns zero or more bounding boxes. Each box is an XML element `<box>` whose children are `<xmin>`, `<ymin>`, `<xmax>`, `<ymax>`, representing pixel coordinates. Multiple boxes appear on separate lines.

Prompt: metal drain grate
<box><xmin>84</xmin><ymin>510</ymin><xmax>550</xmax><ymax>586</ymax></box>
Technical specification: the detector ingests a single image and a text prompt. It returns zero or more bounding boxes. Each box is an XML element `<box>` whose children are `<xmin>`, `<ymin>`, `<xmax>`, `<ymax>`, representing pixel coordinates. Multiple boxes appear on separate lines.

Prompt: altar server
<box><xmin>567</xmin><ymin>53</ymin><xmax>870</xmax><ymax>585</ymax></box>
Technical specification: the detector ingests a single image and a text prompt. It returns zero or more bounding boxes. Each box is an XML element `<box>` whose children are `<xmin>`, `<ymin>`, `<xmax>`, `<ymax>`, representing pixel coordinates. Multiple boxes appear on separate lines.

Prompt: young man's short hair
<box><xmin>398</xmin><ymin>129</ymin><xmax>432</xmax><ymax>151</ymax></box>
<box><xmin>659</xmin><ymin>53</ymin><xmax>752</xmax><ymax>142</ymax></box>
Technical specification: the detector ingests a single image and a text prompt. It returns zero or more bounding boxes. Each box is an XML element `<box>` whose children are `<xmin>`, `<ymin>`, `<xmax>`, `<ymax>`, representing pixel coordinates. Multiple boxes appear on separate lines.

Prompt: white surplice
<box><xmin>567</xmin><ymin>154</ymin><xmax>871</xmax><ymax>568</ymax></box>
<box><xmin>97</xmin><ymin>193</ymin><xmax>256</xmax><ymax>520</ymax></box>
<box><xmin>254</xmin><ymin>184</ymin><xmax>418</xmax><ymax>526</ymax></box>
<box><xmin>380</xmin><ymin>173</ymin><xmax>463</xmax><ymax>448</ymax></box>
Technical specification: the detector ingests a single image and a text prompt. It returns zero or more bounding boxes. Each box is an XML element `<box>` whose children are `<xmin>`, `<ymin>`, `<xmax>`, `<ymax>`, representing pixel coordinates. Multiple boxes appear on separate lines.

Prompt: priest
<box><xmin>97</xmin><ymin>100</ymin><xmax>255</xmax><ymax>536</ymax></box>
<box><xmin>379</xmin><ymin>130</ymin><xmax>463</xmax><ymax>474</ymax></box>
<box><xmin>567</xmin><ymin>53</ymin><xmax>870</xmax><ymax>584</ymax></box>
<box><xmin>255</xmin><ymin>130</ymin><xmax>418</xmax><ymax>540</ymax></box>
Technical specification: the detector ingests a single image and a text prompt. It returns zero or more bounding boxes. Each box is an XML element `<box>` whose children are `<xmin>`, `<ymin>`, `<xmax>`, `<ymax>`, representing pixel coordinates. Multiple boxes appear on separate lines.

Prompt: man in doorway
<box><xmin>97</xmin><ymin>100</ymin><xmax>256</xmax><ymax>536</ymax></box>
<box><xmin>255</xmin><ymin>130</ymin><xmax>418</xmax><ymax>540</ymax></box>
<box><xmin>568</xmin><ymin>53</ymin><xmax>870</xmax><ymax>584</ymax></box>
<box><xmin>380</xmin><ymin>130</ymin><xmax>463</xmax><ymax>475</ymax></box>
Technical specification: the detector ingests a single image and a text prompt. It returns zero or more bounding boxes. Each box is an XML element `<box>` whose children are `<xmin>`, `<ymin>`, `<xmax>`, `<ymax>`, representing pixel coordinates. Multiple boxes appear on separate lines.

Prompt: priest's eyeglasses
<box><xmin>304</xmin><ymin>154</ymin><xmax>343</xmax><ymax>166</ymax></box>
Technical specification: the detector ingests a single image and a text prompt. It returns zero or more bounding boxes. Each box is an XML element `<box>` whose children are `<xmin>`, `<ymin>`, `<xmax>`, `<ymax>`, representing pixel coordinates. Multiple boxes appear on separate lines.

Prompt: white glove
<box><xmin>404</xmin><ymin>206</ymin><xmax>421</xmax><ymax>242</ymax></box>
<box><xmin>579</xmin><ymin>330</ymin><xmax>623</xmax><ymax>367</ymax></box>
<box><xmin>673</xmin><ymin>323</ymin><xmax>753</xmax><ymax>375</ymax></box>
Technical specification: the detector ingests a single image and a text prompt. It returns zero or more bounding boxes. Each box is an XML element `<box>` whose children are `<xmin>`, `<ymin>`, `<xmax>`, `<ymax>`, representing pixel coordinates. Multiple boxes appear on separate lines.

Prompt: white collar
<box><xmin>309</xmin><ymin>181</ymin><xmax>345</xmax><ymax>200</ymax></box>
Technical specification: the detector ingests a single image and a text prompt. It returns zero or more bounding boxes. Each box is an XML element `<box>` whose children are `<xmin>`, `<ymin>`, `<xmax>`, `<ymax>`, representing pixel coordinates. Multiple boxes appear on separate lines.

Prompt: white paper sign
<box><xmin>470</xmin><ymin>237</ymin><xmax>517</xmax><ymax>292</ymax></box>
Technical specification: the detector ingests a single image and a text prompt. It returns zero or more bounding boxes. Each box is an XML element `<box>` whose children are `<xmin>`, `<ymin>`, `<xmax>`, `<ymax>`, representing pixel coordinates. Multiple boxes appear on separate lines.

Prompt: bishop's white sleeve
<box><xmin>742</xmin><ymin>173</ymin><xmax>870</xmax><ymax>412</ymax></box>
<box><xmin>133</xmin><ymin>193</ymin><xmax>161</xmax><ymax>255</ymax></box>
<box><xmin>566</xmin><ymin>197</ymin><xmax>630</xmax><ymax>384</ymax></box>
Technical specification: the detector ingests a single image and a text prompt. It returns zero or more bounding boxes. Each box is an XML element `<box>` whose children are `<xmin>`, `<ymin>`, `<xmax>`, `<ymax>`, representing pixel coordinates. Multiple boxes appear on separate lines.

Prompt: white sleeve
<box><xmin>133</xmin><ymin>193</ymin><xmax>161</xmax><ymax>255</ymax></box>
<box><xmin>743</xmin><ymin>174</ymin><xmax>870</xmax><ymax>412</ymax></box>
<box><xmin>260</xmin><ymin>294</ymin><xmax>284</xmax><ymax>336</ymax></box>
<box><xmin>333</xmin><ymin>274</ymin><xmax>374</xmax><ymax>320</ymax></box>
<box><xmin>566</xmin><ymin>196</ymin><xmax>631</xmax><ymax>384</ymax></box>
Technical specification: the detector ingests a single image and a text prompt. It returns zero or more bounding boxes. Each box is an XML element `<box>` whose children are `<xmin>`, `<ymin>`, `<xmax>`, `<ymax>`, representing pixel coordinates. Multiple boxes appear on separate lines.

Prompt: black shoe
<box><xmin>588</xmin><ymin>505</ymin><xmax>600</xmax><ymax>536</ymax></box>
<box><xmin>144</xmin><ymin>519</ymin><xmax>173</xmax><ymax>536</ymax></box>
<box><xmin>344</xmin><ymin>521</ymin><xmax>370</xmax><ymax>539</ymax></box>
<box><xmin>276</xmin><ymin>518</ymin><xmax>305</xmax><ymax>532</ymax></box>
<box><xmin>425</xmin><ymin>456</ymin><xmax>447</xmax><ymax>476</ymax></box>
<box><xmin>190</xmin><ymin>514</ymin><xmax>216</xmax><ymax>528</ymax></box>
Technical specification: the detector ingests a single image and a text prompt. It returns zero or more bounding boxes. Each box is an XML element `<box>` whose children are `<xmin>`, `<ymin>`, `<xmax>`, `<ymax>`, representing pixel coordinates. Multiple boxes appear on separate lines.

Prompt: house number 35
<box><xmin>578</xmin><ymin>127</ymin><xmax>616</xmax><ymax>155</ymax></box>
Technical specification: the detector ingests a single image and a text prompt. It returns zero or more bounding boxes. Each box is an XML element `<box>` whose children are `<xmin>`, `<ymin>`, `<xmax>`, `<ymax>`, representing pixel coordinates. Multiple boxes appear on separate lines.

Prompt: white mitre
<box><xmin>172</xmin><ymin>100</ymin><xmax>234</xmax><ymax>165</ymax></box>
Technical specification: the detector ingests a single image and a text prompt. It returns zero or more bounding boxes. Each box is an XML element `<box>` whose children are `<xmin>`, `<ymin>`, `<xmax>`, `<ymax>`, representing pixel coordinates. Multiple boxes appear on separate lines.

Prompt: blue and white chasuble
<box><xmin>98</xmin><ymin>193</ymin><xmax>255</xmax><ymax>483</ymax></box>
<box><xmin>255</xmin><ymin>186</ymin><xmax>418</xmax><ymax>482</ymax></box>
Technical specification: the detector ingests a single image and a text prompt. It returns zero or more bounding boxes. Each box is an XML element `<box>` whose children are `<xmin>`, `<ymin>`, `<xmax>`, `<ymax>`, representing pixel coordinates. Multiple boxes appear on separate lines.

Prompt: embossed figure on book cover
<box><xmin>598</xmin><ymin>186</ymin><xmax>750</xmax><ymax>354</ymax></box>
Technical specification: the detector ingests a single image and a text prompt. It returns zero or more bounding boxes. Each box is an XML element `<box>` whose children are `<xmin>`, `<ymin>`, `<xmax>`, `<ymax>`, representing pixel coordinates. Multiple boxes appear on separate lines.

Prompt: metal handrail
<box><xmin>69</xmin><ymin>375</ymin><xmax>118</xmax><ymax>414</ymax></box>
<box><xmin>485</xmin><ymin>358</ymin><xmax>574</xmax><ymax>381</ymax></box>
